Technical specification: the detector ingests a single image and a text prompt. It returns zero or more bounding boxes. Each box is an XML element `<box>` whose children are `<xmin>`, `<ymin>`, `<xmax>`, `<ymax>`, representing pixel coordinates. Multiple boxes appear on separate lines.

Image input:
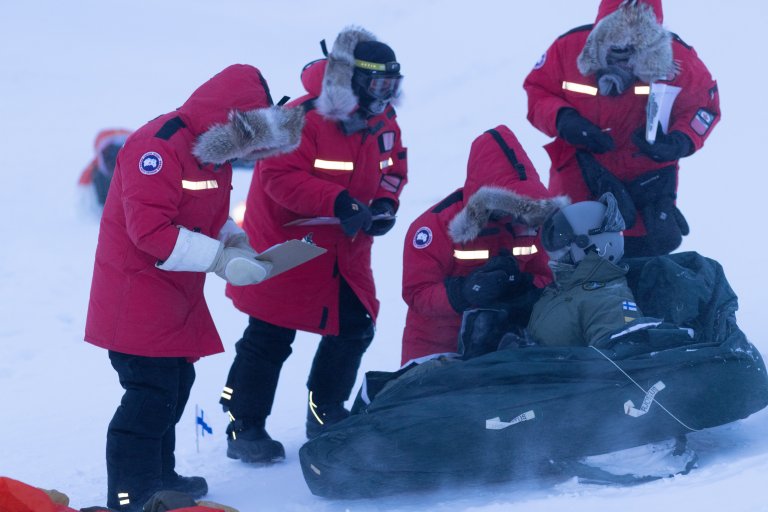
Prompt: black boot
<box><xmin>220</xmin><ymin>318</ymin><xmax>294</xmax><ymax>464</ymax></box>
<box><xmin>306</xmin><ymin>398</ymin><xmax>350</xmax><ymax>439</ymax></box>
<box><xmin>160</xmin><ymin>472</ymin><xmax>208</xmax><ymax>499</ymax></box>
<box><xmin>226</xmin><ymin>419</ymin><xmax>285</xmax><ymax>463</ymax></box>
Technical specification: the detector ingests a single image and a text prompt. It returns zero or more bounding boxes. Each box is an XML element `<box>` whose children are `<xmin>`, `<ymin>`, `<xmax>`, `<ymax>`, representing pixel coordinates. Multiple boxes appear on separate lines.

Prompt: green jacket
<box><xmin>527</xmin><ymin>252</ymin><xmax>641</xmax><ymax>347</ymax></box>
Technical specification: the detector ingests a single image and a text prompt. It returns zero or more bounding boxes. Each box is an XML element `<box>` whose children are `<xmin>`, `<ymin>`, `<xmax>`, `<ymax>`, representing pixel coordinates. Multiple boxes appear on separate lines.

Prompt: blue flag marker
<box><xmin>197</xmin><ymin>409</ymin><xmax>213</xmax><ymax>436</ymax></box>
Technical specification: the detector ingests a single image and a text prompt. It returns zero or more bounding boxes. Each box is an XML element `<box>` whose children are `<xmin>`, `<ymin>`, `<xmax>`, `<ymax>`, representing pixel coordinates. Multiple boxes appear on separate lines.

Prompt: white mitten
<box><xmin>208</xmin><ymin>246</ymin><xmax>273</xmax><ymax>285</ymax></box>
<box><xmin>157</xmin><ymin>226</ymin><xmax>270</xmax><ymax>285</ymax></box>
<box><xmin>218</xmin><ymin>217</ymin><xmax>251</xmax><ymax>250</ymax></box>
<box><xmin>225</xmin><ymin>231</ymin><xmax>252</xmax><ymax>251</ymax></box>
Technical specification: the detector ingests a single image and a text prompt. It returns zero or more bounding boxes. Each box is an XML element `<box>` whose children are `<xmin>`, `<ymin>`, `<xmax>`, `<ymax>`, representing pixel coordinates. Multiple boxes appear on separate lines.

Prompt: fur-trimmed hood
<box><xmin>314</xmin><ymin>26</ymin><xmax>376</xmax><ymax>121</ymax></box>
<box><xmin>192</xmin><ymin>106</ymin><xmax>304</xmax><ymax>165</ymax></box>
<box><xmin>307</xmin><ymin>25</ymin><xmax>404</xmax><ymax>122</ymax></box>
<box><xmin>449</xmin><ymin>187</ymin><xmax>570</xmax><ymax>244</ymax></box>
<box><xmin>448</xmin><ymin>125</ymin><xmax>569</xmax><ymax>243</ymax></box>
<box><xmin>185</xmin><ymin>64</ymin><xmax>304</xmax><ymax>165</ymax></box>
<box><xmin>578</xmin><ymin>0</ymin><xmax>677</xmax><ymax>83</ymax></box>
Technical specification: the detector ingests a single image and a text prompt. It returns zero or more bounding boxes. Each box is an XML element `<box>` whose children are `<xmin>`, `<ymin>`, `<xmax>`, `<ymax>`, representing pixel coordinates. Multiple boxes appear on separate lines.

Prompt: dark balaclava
<box><xmin>351</xmin><ymin>40</ymin><xmax>402</xmax><ymax>116</ymax></box>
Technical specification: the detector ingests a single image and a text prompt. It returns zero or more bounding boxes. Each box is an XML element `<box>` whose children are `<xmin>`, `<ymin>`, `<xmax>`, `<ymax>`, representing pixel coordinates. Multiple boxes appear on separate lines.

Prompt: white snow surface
<box><xmin>2</xmin><ymin>1</ymin><xmax>768</xmax><ymax>511</ymax></box>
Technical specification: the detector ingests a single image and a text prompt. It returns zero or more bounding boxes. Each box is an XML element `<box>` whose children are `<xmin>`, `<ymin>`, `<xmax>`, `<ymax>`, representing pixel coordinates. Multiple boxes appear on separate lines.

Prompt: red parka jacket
<box><xmin>85</xmin><ymin>65</ymin><xmax>273</xmax><ymax>358</ymax></box>
<box><xmin>401</xmin><ymin>126</ymin><xmax>558</xmax><ymax>365</ymax></box>
<box><xmin>523</xmin><ymin>0</ymin><xmax>720</xmax><ymax>237</ymax></box>
<box><xmin>227</xmin><ymin>59</ymin><xmax>408</xmax><ymax>334</ymax></box>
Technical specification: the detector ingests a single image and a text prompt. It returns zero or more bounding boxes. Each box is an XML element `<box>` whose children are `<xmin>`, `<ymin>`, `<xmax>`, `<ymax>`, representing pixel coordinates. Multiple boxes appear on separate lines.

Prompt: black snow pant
<box><xmin>221</xmin><ymin>278</ymin><xmax>374</xmax><ymax>430</ymax></box>
<box><xmin>106</xmin><ymin>351</ymin><xmax>195</xmax><ymax>511</ymax></box>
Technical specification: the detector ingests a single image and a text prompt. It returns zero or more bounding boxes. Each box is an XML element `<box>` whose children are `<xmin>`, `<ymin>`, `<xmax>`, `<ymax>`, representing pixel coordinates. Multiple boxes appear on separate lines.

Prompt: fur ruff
<box><xmin>449</xmin><ymin>187</ymin><xmax>571</xmax><ymax>244</ymax></box>
<box><xmin>315</xmin><ymin>26</ymin><xmax>376</xmax><ymax>121</ymax></box>
<box><xmin>578</xmin><ymin>2</ymin><xmax>678</xmax><ymax>83</ymax></box>
<box><xmin>192</xmin><ymin>106</ymin><xmax>305</xmax><ymax>165</ymax></box>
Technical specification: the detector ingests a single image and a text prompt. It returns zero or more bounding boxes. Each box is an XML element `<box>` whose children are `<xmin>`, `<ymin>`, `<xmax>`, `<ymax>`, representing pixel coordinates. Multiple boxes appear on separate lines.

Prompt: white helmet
<box><xmin>541</xmin><ymin>193</ymin><xmax>626</xmax><ymax>264</ymax></box>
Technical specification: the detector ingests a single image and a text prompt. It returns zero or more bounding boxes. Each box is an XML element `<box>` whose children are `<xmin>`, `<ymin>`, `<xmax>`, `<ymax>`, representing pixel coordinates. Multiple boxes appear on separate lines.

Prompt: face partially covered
<box><xmin>351</xmin><ymin>40</ymin><xmax>402</xmax><ymax>116</ymax></box>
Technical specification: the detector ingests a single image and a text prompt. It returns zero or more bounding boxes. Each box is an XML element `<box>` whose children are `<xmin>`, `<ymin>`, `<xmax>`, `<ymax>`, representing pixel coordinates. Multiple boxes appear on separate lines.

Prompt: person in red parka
<box><xmin>84</xmin><ymin>64</ymin><xmax>304</xmax><ymax>511</ymax></box>
<box><xmin>219</xmin><ymin>26</ymin><xmax>407</xmax><ymax>463</ymax></box>
<box><xmin>78</xmin><ymin>128</ymin><xmax>132</xmax><ymax>209</ymax></box>
<box><xmin>401</xmin><ymin>126</ymin><xmax>567</xmax><ymax>365</ymax></box>
<box><xmin>524</xmin><ymin>0</ymin><xmax>720</xmax><ymax>257</ymax></box>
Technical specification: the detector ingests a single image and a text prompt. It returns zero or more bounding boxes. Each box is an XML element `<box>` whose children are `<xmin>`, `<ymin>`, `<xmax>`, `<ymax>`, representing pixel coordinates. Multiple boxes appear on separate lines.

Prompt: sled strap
<box><xmin>589</xmin><ymin>346</ymin><xmax>701</xmax><ymax>432</ymax></box>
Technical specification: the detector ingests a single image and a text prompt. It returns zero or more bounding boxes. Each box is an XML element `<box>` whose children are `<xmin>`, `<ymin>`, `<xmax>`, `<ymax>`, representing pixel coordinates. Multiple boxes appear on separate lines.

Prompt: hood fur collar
<box><xmin>192</xmin><ymin>106</ymin><xmax>305</xmax><ymax>165</ymax></box>
<box><xmin>315</xmin><ymin>26</ymin><xmax>376</xmax><ymax>121</ymax></box>
<box><xmin>449</xmin><ymin>186</ymin><xmax>570</xmax><ymax>244</ymax></box>
<box><xmin>578</xmin><ymin>1</ymin><xmax>678</xmax><ymax>83</ymax></box>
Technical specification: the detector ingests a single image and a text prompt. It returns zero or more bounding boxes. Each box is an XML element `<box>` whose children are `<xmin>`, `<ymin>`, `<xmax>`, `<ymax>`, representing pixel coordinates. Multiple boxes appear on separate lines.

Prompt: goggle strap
<box><xmin>320</xmin><ymin>39</ymin><xmax>328</xmax><ymax>57</ymax></box>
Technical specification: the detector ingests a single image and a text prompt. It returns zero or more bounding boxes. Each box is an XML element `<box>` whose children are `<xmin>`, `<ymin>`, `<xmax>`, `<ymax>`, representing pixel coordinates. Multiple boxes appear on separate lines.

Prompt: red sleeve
<box><xmin>118</xmin><ymin>138</ymin><xmax>183</xmax><ymax>261</ymax></box>
<box><xmin>259</xmin><ymin>116</ymin><xmax>346</xmax><ymax>217</ymax></box>
<box><xmin>374</xmin><ymin>128</ymin><xmax>408</xmax><ymax>208</ymax></box>
<box><xmin>667</xmin><ymin>43</ymin><xmax>720</xmax><ymax>153</ymax></box>
<box><xmin>402</xmin><ymin>218</ymin><xmax>456</xmax><ymax>317</ymax></box>
<box><xmin>523</xmin><ymin>39</ymin><xmax>574</xmax><ymax>137</ymax></box>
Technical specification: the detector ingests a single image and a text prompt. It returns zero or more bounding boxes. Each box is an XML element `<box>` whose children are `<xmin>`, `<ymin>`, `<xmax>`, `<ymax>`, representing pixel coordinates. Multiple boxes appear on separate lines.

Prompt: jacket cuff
<box><xmin>156</xmin><ymin>227</ymin><xmax>223</xmax><ymax>272</ymax></box>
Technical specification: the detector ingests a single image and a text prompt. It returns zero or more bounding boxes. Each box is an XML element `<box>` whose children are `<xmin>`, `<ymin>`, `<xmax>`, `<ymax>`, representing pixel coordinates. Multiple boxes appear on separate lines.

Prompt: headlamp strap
<box><xmin>355</xmin><ymin>59</ymin><xmax>401</xmax><ymax>74</ymax></box>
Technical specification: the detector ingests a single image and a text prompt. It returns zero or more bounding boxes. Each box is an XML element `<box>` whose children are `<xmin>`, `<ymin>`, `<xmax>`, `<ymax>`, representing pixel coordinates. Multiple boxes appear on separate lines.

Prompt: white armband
<box><xmin>156</xmin><ymin>227</ymin><xmax>223</xmax><ymax>272</ymax></box>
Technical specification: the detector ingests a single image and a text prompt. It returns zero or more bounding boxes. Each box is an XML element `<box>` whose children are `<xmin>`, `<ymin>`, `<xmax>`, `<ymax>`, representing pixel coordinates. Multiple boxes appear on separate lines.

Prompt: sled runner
<box><xmin>299</xmin><ymin>252</ymin><xmax>768</xmax><ymax>498</ymax></box>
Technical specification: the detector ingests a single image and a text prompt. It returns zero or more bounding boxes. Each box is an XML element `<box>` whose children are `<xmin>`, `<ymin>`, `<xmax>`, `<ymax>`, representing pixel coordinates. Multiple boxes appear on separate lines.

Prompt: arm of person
<box><xmin>584</xmin><ymin>287</ymin><xmax>642</xmax><ymax>346</ymax></box>
<box><xmin>120</xmin><ymin>138</ymin><xmax>189</xmax><ymax>262</ymax></box>
<box><xmin>523</xmin><ymin>39</ymin><xmax>575</xmax><ymax>137</ymax></box>
<box><xmin>402</xmin><ymin>221</ymin><xmax>457</xmax><ymax>317</ymax></box>
<box><xmin>373</xmin><ymin>129</ymin><xmax>408</xmax><ymax>207</ymax></box>
<box><xmin>666</xmin><ymin>41</ymin><xmax>721</xmax><ymax>155</ymax></box>
<box><xmin>259</xmin><ymin>118</ymin><xmax>347</xmax><ymax>217</ymax></box>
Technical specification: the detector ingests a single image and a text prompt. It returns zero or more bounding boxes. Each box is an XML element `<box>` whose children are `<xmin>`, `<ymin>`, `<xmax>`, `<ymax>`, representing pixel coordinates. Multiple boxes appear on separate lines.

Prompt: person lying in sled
<box><xmin>457</xmin><ymin>192</ymin><xmax>637</xmax><ymax>357</ymax></box>
<box><xmin>527</xmin><ymin>193</ymin><xmax>697</xmax><ymax>483</ymax></box>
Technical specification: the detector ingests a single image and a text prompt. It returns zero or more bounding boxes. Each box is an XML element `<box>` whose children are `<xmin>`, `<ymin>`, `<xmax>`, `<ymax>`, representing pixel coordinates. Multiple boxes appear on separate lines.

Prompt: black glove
<box><xmin>364</xmin><ymin>198</ymin><xmax>397</xmax><ymax>236</ymax></box>
<box><xmin>142</xmin><ymin>491</ymin><xmax>197</xmax><ymax>512</ymax></box>
<box><xmin>444</xmin><ymin>254</ymin><xmax>522</xmax><ymax>312</ymax></box>
<box><xmin>334</xmin><ymin>190</ymin><xmax>373</xmax><ymax>237</ymax></box>
<box><xmin>458</xmin><ymin>308</ymin><xmax>509</xmax><ymax>359</ymax></box>
<box><xmin>556</xmin><ymin>108</ymin><xmax>615</xmax><ymax>153</ymax></box>
<box><xmin>626</xmin><ymin>167</ymin><xmax>690</xmax><ymax>255</ymax></box>
<box><xmin>632</xmin><ymin>126</ymin><xmax>693</xmax><ymax>162</ymax></box>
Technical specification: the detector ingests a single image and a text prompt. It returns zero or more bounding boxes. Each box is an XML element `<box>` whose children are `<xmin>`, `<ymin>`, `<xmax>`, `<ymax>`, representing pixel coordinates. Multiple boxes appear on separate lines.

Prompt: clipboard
<box><xmin>255</xmin><ymin>239</ymin><xmax>327</xmax><ymax>279</ymax></box>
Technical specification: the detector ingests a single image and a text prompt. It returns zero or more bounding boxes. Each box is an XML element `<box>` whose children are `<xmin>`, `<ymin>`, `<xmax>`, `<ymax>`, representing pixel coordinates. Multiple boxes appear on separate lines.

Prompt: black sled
<box><xmin>299</xmin><ymin>252</ymin><xmax>768</xmax><ymax>498</ymax></box>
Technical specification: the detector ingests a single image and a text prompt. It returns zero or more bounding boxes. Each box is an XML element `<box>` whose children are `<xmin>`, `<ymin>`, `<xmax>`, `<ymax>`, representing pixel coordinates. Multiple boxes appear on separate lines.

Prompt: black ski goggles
<box><xmin>353</xmin><ymin>72</ymin><xmax>403</xmax><ymax>100</ymax></box>
<box><xmin>541</xmin><ymin>211</ymin><xmax>599</xmax><ymax>252</ymax></box>
<box><xmin>353</xmin><ymin>60</ymin><xmax>403</xmax><ymax>100</ymax></box>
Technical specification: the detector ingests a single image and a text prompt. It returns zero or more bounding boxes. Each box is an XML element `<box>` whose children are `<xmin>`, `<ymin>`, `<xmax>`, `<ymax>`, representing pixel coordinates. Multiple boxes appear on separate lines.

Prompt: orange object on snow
<box><xmin>78</xmin><ymin>128</ymin><xmax>131</xmax><ymax>185</ymax></box>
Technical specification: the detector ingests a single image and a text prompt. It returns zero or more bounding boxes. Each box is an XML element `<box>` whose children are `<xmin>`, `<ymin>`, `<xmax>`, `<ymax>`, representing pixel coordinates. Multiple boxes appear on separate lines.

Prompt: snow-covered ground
<box><xmin>2</xmin><ymin>1</ymin><xmax>767</xmax><ymax>510</ymax></box>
